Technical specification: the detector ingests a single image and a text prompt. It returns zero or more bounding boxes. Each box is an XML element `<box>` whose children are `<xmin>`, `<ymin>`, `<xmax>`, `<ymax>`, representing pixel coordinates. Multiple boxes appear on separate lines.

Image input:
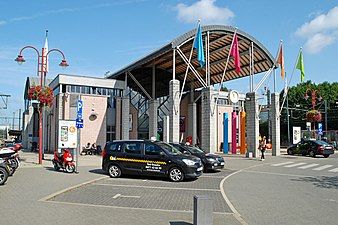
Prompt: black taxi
<box><xmin>102</xmin><ymin>140</ymin><xmax>203</xmax><ymax>182</ymax></box>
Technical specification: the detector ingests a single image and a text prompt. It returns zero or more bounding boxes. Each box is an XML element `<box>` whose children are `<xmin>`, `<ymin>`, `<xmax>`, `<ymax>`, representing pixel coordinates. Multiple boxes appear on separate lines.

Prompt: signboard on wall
<box><xmin>58</xmin><ymin>120</ymin><xmax>77</xmax><ymax>148</ymax></box>
<box><xmin>293</xmin><ymin>126</ymin><xmax>301</xmax><ymax>144</ymax></box>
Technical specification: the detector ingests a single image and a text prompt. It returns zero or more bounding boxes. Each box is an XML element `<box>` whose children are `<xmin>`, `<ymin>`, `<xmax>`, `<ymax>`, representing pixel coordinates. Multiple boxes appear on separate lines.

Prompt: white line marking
<box><xmin>298</xmin><ymin>163</ymin><xmax>319</xmax><ymax>169</ymax></box>
<box><xmin>271</xmin><ymin>161</ymin><xmax>294</xmax><ymax>166</ymax></box>
<box><xmin>284</xmin><ymin>162</ymin><xmax>307</xmax><ymax>168</ymax></box>
<box><xmin>112</xmin><ymin>194</ymin><xmax>121</xmax><ymax>199</ymax></box>
<box><xmin>313</xmin><ymin>165</ymin><xmax>334</xmax><ymax>171</ymax></box>
<box><xmin>112</xmin><ymin>194</ymin><xmax>140</xmax><ymax>199</ymax></box>
<box><xmin>220</xmin><ymin>164</ymin><xmax>264</xmax><ymax>225</ymax></box>
<box><xmin>328</xmin><ymin>168</ymin><xmax>338</xmax><ymax>172</ymax></box>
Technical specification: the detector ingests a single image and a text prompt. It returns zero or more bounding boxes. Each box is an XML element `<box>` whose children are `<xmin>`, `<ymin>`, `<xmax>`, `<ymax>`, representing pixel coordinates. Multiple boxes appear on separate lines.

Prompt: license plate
<box><xmin>221</xmin><ymin>162</ymin><xmax>224</xmax><ymax>166</ymax></box>
<box><xmin>197</xmin><ymin>167</ymin><xmax>203</xmax><ymax>171</ymax></box>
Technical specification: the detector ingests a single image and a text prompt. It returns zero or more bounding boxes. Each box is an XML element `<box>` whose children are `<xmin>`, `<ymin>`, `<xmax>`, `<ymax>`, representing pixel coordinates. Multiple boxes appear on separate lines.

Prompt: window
<box><xmin>124</xmin><ymin>143</ymin><xmax>141</xmax><ymax>154</ymax></box>
<box><xmin>145</xmin><ymin>143</ymin><xmax>162</xmax><ymax>155</ymax></box>
<box><xmin>81</xmin><ymin>86</ymin><xmax>90</xmax><ymax>94</ymax></box>
<box><xmin>109</xmin><ymin>143</ymin><xmax>122</xmax><ymax>152</ymax></box>
<box><xmin>106</xmin><ymin>125</ymin><xmax>116</xmax><ymax>142</ymax></box>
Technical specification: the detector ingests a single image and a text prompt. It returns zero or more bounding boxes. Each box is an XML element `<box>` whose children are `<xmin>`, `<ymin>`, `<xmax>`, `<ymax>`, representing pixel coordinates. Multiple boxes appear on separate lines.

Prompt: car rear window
<box><xmin>314</xmin><ymin>140</ymin><xmax>329</xmax><ymax>145</ymax></box>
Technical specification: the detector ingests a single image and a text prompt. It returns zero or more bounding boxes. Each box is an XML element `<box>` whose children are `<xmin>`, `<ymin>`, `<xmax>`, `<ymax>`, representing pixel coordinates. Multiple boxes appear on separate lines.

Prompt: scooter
<box><xmin>0</xmin><ymin>160</ymin><xmax>10</xmax><ymax>185</ymax></box>
<box><xmin>0</xmin><ymin>148</ymin><xmax>20</xmax><ymax>176</ymax></box>
<box><xmin>52</xmin><ymin>149</ymin><xmax>75</xmax><ymax>173</ymax></box>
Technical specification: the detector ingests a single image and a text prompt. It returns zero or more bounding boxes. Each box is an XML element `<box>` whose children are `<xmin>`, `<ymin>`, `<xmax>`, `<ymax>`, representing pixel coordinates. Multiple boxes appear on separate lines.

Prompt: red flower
<box><xmin>306</xmin><ymin>110</ymin><xmax>322</xmax><ymax>122</ymax></box>
<box><xmin>28</xmin><ymin>85</ymin><xmax>54</xmax><ymax>108</ymax></box>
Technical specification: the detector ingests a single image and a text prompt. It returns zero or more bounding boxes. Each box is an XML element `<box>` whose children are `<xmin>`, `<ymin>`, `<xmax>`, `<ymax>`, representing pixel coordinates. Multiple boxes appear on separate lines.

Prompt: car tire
<box><xmin>169</xmin><ymin>167</ymin><xmax>184</xmax><ymax>182</ymax></box>
<box><xmin>0</xmin><ymin>167</ymin><xmax>9</xmax><ymax>185</ymax></box>
<box><xmin>287</xmin><ymin>149</ymin><xmax>293</xmax><ymax>155</ymax></box>
<box><xmin>108</xmin><ymin>164</ymin><xmax>121</xmax><ymax>178</ymax></box>
<box><xmin>323</xmin><ymin>154</ymin><xmax>330</xmax><ymax>158</ymax></box>
<box><xmin>309</xmin><ymin>150</ymin><xmax>316</xmax><ymax>158</ymax></box>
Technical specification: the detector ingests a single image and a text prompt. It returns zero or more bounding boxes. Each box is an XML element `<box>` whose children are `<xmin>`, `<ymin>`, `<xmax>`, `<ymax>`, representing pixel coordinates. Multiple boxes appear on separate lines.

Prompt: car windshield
<box><xmin>186</xmin><ymin>146</ymin><xmax>205</xmax><ymax>154</ymax></box>
<box><xmin>157</xmin><ymin>142</ymin><xmax>183</xmax><ymax>155</ymax></box>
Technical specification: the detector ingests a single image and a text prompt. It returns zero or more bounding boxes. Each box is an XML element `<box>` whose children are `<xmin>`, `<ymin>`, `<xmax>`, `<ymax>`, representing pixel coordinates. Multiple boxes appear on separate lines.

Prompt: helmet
<box><xmin>14</xmin><ymin>144</ymin><xmax>22</xmax><ymax>150</ymax></box>
<box><xmin>64</xmin><ymin>148</ymin><xmax>69</xmax><ymax>153</ymax></box>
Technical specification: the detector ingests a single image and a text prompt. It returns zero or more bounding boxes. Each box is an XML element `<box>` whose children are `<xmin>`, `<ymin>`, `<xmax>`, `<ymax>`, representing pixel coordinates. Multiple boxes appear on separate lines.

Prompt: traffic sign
<box><xmin>77</xmin><ymin>100</ymin><xmax>83</xmax><ymax>119</ymax></box>
<box><xmin>318</xmin><ymin>122</ymin><xmax>323</xmax><ymax>135</ymax></box>
<box><xmin>76</xmin><ymin>118</ymin><xmax>83</xmax><ymax>129</ymax></box>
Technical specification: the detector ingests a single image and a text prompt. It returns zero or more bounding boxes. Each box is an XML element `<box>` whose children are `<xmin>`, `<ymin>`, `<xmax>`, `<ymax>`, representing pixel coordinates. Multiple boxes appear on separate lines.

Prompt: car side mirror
<box><xmin>183</xmin><ymin>150</ymin><xmax>189</xmax><ymax>154</ymax></box>
<box><xmin>160</xmin><ymin>151</ymin><xmax>167</xmax><ymax>157</ymax></box>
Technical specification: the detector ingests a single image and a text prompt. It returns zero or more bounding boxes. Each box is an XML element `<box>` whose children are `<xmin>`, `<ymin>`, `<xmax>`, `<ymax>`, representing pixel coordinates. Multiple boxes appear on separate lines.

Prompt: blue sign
<box><xmin>77</xmin><ymin>100</ymin><xmax>83</xmax><ymax>119</ymax></box>
<box><xmin>318</xmin><ymin>122</ymin><xmax>323</xmax><ymax>135</ymax></box>
<box><xmin>76</xmin><ymin>118</ymin><xmax>83</xmax><ymax>129</ymax></box>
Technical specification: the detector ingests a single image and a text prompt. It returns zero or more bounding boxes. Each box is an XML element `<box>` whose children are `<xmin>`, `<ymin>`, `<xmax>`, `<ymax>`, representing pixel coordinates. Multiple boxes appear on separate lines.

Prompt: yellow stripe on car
<box><xmin>109</xmin><ymin>156</ymin><xmax>166</xmax><ymax>165</ymax></box>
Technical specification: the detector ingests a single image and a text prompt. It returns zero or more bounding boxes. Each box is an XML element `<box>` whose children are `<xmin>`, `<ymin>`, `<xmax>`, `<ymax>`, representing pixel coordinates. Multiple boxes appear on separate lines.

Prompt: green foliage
<box><xmin>279</xmin><ymin>80</ymin><xmax>338</xmax><ymax>139</ymax></box>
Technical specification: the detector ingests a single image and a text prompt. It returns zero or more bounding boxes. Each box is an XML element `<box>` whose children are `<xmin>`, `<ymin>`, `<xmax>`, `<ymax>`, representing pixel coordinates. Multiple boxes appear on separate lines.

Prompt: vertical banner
<box><xmin>240</xmin><ymin>111</ymin><xmax>246</xmax><ymax>154</ymax></box>
<box><xmin>223</xmin><ymin>113</ymin><xmax>228</xmax><ymax>154</ymax></box>
<box><xmin>232</xmin><ymin>112</ymin><xmax>237</xmax><ymax>154</ymax></box>
<box><xmin>179</xmin><ymin>116</ymin><xmax>186</xmax><ymax>132</ymax></box>
<box><xmin>293</xmin><ymin>126</ymin><xmax>301</xmax><ymax>144</ymax></box>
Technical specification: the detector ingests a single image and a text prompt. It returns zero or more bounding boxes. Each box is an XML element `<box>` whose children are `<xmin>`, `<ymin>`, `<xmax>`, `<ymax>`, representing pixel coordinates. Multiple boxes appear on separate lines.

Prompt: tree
<box><xmin>279</xmin><ymin>80</ymin><xmax>338</xmax><ymax>144</ymax></box>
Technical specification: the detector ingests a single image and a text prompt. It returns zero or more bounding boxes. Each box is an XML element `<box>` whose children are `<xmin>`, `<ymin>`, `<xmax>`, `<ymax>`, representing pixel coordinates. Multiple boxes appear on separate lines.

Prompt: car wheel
<box><xmin>309</xmin><ymin>150</ymin><xmax>316</xmax><ymax>158</ymax></box>
<box><xmin>287</xmin><ymin>149</ymin><xmax>293</xmax><ymax>155</ymax></box>
<box><xmin>323</xmin><ymin>154</ymin><xmax>330</xmax><ymax>158</ymax></box>
<box><xmin>169</xmin><ymin>167</ymin><xmax>184</xmax><ymax>182</ymax></box>
<box><xmin>108</xmin><ymin>164</ymin><xmax>121</xmax><ymax>178</ymax></box>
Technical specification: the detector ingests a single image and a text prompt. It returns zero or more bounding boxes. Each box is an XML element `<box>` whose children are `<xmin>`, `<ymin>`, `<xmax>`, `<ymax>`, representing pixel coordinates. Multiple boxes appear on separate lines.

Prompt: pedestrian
<box><xmin>260</xmin><ymin>136</ymin><xmax>266</xmax><ymax>161</ymax></box>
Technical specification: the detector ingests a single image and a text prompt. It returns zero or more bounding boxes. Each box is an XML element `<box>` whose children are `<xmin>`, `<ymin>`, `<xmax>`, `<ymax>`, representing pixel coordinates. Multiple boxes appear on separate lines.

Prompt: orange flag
<box><xmin>277</xmin><ymin>44</ymin><xmax>285</xmax><ymax>80</ymax></box>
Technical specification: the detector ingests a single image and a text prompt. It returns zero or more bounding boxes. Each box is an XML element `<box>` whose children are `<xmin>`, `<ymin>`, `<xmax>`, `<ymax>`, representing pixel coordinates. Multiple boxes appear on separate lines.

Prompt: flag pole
<box><xmin>279</xmin><ymin>47</ymin><xmax>302</xmax><ymax>116</ymax></box>
<box><xmin>179</xmin><ymin>20</ymin><xmax>201</xmax><ymax>103</ymax></box>
<box><xmin>213</xmin><ymin>28</ymin><xmax>238</xmax><ymax>115</ymax></box>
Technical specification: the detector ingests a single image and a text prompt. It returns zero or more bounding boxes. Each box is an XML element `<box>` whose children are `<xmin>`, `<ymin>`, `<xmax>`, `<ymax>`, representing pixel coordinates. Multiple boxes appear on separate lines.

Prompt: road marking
<box><xmin>313</xmin><ymin>165</ymin><xmax>334</xmax><ymax>171</ymax></box>
<box><xmin>298</xmin><ymin>163</ymin><xmax>319</xmax><ymax>169</ymax></box>
<box><xmin>328</xmin><ymin>168</ymin><xmax>338</xmax><ymax>172</ymax></box>
<box><xmin>284</xmin><ymin>162</ymin><xmax>307</xmax><ymax>168</ymax></box>
<box><xmin>271</xmin><ymin>161</ymin><xmax>294</xmax><ymax>166</ymax></box>
<box><xmin>112</xmin><ymin>193</ymin><xmax>141</xmax><ymax>199</ymax></box>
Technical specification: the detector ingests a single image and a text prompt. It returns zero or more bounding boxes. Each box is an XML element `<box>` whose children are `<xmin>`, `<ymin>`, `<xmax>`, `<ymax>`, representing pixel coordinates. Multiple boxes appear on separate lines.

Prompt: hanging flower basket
<box><xmin>28</xmin><ymin>85</ymin><xmax>54</xmax><ymax>108</ymax></box>
<box><xmin>306</xmin><ymin>110</ymin><xmax>322</xmax><ymax>123</ymax></box>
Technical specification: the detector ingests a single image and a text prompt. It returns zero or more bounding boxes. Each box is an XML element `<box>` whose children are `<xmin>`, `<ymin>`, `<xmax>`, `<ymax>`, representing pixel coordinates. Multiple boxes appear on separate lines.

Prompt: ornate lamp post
<box><xmin>15</xmin><ymin>35</ymin><xmax>68</xmax><ymax>164</ymax></box>
<box><xmin>304</xmin><ymin>88</ymin><xmax>322</xmax><ymax>135</ymax></box>
<box><xmin>305</xmin><ymin>88</ymin><xmax>322</xmax><ymax>110</ymax></box>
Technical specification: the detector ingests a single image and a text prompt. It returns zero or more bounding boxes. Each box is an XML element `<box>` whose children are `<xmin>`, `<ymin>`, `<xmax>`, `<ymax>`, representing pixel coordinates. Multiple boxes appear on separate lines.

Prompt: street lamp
<box><xmin>15</xmin><ymin>36</ymin><xmax>68</xmax><ymax>164</ymax></box>
<box><xmin>305</xmin><ymin>88</ymin><xmax>322</xmax><ymax>110</ymax></box>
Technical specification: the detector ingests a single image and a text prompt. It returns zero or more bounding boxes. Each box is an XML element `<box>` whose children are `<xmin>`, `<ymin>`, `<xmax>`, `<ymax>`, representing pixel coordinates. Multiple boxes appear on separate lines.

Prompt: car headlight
<box><xmin>207</xmin><ymin>158</ymin><xmax>216</xmax><ymax>162</ymax></box>
<box><xmin>182</xmin><ymin>159</ymin><xmax>195</xmax><ymax>166</ymax></box>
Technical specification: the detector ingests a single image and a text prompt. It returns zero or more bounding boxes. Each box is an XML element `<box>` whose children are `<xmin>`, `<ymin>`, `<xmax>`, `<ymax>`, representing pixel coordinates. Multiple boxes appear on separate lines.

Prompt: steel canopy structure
<box><xmin>107</xmin><ymin>25</ymin><xmax>275</xmax><ymax>98</ymax></box>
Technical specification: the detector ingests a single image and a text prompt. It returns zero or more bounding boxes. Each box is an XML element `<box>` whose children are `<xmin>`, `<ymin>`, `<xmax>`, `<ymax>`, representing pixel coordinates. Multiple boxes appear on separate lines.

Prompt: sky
<box><xmin>0</xmin><ymin>0</ymin><xmax>338</xmax><ymax>126</ymax></box>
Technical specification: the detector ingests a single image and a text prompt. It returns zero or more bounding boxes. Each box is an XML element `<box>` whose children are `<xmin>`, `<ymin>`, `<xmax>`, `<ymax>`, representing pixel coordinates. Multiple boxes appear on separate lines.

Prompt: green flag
<box><xmin>296</xmin><ymin>49</ymin><xmax>305</xmax><ymax>82</ymax></box>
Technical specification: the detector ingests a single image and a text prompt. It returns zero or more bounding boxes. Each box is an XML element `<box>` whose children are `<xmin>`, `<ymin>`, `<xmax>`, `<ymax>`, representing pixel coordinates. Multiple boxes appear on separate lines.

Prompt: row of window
<box><xmin>65</xmin><ymin>85</ymin><xmax>123</xmax><ymax>96</ymax></box>
<box><xmin>109</xmin><ymin>142</ymin><xmax>162</xmax><ymax>156</ymax></box>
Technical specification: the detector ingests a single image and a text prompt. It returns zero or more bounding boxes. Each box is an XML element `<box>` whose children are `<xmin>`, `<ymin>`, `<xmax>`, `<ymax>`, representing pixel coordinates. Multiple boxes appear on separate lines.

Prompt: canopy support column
<box><xmin>201</xmin><ymin>86</ymin><xmax>216</xmax><ymax>153</ymax></box>
<box><xmin>271</xmin><ymin>93</ymin><xmax>280</xmax><ymax>156</ymax></box>
<box><xmin>246</xmin><ymin>92</ymin><xmax>259</xmax><ymax>158</ymax></box>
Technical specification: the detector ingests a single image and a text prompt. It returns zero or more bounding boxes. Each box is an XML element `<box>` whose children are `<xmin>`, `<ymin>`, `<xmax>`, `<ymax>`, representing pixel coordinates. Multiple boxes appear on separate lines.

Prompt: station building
<box><xmin>22</xmin><ymin>25</ymin><xmax>281</xmax><ymax>158</ymax></box>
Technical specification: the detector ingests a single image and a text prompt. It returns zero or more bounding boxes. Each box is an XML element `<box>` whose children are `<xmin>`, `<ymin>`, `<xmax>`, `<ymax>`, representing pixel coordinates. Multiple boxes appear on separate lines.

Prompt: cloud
<box><xmin>295</xmin><ymin>6</ymin><xmax>338</xmax><ymax>54</ymax></box>
<box><xmin>175</xmin><ymin>0</ymin><xmax>234</xmax><ymax>24</ymax></box>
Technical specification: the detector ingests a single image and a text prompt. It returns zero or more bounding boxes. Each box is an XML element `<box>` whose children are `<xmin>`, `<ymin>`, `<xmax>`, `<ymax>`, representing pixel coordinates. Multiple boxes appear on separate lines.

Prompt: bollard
<box><xmin>193</xmin><ymin>195</ymin><xmax>213</xmax><ymax>225</ymax></box>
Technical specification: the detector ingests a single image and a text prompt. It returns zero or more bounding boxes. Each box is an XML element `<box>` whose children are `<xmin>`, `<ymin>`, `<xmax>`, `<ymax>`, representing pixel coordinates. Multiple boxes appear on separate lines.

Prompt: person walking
<box><xmin>260</xmin><ymin>136</ymin><xmax>267</xmax><ymax>161</ymax></box>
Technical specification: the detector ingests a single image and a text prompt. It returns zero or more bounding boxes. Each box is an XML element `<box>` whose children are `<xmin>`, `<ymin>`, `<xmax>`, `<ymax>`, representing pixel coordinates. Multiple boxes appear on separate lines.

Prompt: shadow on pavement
<box><xmin>170</xmin><ymin>222</ymin><xmax>192</xmax><ymax>225</ymax></box>
<box><xmin>89</xmin><ymin>168</ymin><xmax>107</xmax><ymax>175</ymax></box>
<box><xmin>291</xmin><ymin>176</ymin><xmax>338</xmax><ymax>189</ymax></box>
